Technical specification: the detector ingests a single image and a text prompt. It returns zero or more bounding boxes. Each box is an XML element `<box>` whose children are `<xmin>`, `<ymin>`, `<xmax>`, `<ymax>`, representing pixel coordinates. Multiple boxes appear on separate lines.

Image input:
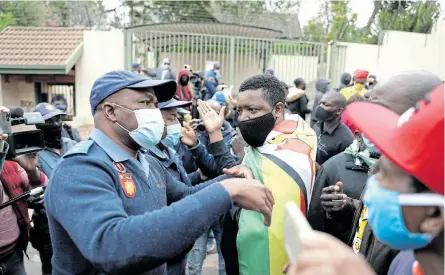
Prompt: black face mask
<box><xmin>314</xmin><ymin>106</ymin><xmax>336</xmax><ymax>122</ymax></box>
<box><xmin>180</xmin><ymin>79</ymin><xmax>189</xmax><ymax>86</ymax></box>
<box><xmin>36</xmin><ymin>124</ymin><xmax>63</xmax><ymax>149</ymax></box>
<box><xmin>238</xmin><ymin>113</ymin><xmax>276</xmax><ymax>148</ymax></box>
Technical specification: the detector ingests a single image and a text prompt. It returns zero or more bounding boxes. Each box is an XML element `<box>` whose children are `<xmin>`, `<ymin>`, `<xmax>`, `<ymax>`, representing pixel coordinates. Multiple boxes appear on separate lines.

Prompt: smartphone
<box><xmin>283</xmin><ymin>202</ymin><xmax>313</xmax><ymax>264</ymax></box>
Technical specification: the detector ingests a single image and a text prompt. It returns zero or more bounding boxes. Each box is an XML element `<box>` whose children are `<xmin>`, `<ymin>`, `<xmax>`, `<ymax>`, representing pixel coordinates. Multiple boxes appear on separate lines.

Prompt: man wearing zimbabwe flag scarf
<box><xmin>221</xmin><ymin>74</ymin><xmax>317</xmax><ymax>275</ymax></box>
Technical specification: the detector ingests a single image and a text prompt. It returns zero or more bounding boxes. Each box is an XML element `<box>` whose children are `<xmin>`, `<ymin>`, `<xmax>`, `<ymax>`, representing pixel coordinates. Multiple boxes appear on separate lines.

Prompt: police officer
<box><xmin>45</xmin><ymin>70</ymin><xmax>274</xmax><ymax>275</ymax></box>
<box><xmin>151</xmin><ymin>98</ymin><xmax>196</xmax><ymax>186</ymax></box>
<box><xmin>32</xmin><ymin>102</ymin><xmax>77</xmax><ymax>275</ymax></box>
<box><xmin>35</xmin><ymin>102</ymin><xmax>77</xmax><ymax>177</ymax></box>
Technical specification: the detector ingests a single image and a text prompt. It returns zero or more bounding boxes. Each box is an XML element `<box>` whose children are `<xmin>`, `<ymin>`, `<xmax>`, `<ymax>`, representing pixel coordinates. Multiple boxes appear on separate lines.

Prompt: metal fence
<box><xmin>126</xmin><ymin>30</ymin><xmax>329</xmax><ymax>99</ymax></box>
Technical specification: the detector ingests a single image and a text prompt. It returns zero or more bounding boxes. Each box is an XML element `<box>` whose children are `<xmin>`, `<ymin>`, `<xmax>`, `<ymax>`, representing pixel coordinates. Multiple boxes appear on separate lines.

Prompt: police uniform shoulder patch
<box><xmin>63</xmin><ymin>140</ymin><xmax>94</xmax><ymax>158</ymax></box>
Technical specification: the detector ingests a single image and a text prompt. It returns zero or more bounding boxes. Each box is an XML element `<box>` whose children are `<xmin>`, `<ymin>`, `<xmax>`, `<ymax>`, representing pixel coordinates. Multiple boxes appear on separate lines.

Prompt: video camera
<box><xmin>0</xmin><ymin>107</ymin><xmax>45</xmax><ymax>159</ymax></box>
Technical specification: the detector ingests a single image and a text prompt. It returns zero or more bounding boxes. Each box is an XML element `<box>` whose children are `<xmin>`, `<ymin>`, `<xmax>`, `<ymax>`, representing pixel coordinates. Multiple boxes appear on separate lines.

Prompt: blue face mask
<box><xmin>364</xmin><ymin>175</ymin><xmax>436</xmax><ymax>250</ymax></box>
<box><xmin>163</xmin><ymin>123</ymin><xmax>181</xmax><ymax>148</ymax></box>
<box><xmin>362</xmin><ymin>133</ymin><xmax>380</xmax><ymax>154</ymax></box>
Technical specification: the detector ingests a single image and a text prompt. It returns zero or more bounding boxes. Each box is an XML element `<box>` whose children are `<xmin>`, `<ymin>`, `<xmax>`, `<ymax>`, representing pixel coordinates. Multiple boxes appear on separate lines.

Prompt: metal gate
<box><xmin>39</xmin><ymin>83</ymin><xmax>76</xmax><ymax>120</ymax></box>
<box><xmin>125</xmin><ymin>30</ymin><xmax>328</xmax><ymax>98</ymax></box>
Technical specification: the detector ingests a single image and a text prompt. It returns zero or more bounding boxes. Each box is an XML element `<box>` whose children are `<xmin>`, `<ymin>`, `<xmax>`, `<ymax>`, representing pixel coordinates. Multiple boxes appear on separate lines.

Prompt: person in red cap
<box><xmin>308</xmin><ymin>70</ymin><xmax>442</xmax><ymax>275</ymax></box>
<box><xmin>285</xmin><ymin>83</ymin><xmax>444</xmax><ymax>275</ymax></box>
<box><xmin>339</xmin><ymin>69</ymin><xmax>369</xmax><ymax>100</ymax></box>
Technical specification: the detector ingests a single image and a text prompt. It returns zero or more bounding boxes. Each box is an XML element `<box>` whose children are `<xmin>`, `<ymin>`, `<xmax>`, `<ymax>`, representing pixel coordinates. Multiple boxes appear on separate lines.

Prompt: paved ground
<box><xmin>24</xmin><ymin>246</ymin><xmax>219</xmax><ymax>275</ymax></box>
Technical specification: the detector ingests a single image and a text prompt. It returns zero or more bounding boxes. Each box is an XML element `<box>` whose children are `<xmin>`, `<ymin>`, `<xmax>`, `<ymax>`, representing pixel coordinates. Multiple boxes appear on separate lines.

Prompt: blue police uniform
<box><xmin>45</xmin><ymin>71</ymin><xmax>234</xmax><ymax>275</ymax></box>
<box><xmin>37</xmin><ymin>137</ymin><xmax>76</xmax><ymax>177</ymax></box>
<box><xmin>149</xmin><ymin>143</ymin><xmax>192</xmax><ymax>186</ymax></box>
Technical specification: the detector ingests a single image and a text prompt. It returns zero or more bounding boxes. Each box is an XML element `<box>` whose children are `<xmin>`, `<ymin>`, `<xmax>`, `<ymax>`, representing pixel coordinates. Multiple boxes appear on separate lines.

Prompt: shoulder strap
<box><xmin>63</xmin><ymin>140</ymin><xmax>94</xmax><ymax>158</ymax></box>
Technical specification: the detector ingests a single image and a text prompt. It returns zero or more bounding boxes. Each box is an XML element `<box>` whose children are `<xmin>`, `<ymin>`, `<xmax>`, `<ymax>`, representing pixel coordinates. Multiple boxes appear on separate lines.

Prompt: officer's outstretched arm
<box><xmin>45</xmin><ymin>156</ymin><xmax>233</xmax><ymax>274</ymax></box>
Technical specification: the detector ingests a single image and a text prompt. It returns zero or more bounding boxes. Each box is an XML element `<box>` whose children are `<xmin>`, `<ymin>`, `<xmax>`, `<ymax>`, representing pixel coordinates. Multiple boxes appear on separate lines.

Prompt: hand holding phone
<box><xmin>284</xmin><ymin>202</ymin><xmax>313</xmax><ymax>264</ymax></box>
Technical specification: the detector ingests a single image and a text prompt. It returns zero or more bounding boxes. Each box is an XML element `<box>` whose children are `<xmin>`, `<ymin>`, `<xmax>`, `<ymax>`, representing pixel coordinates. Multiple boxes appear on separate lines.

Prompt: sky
<box><xmin>103</xmin><ymin>0</ymin><xmax>445</xmax><ymax>28</ymax></box>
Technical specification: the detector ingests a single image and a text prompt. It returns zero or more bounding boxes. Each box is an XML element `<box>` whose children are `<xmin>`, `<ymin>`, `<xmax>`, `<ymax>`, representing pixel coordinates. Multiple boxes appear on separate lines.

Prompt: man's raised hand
<box><xmin>197</xmin><ymin>100</ymin><xmax>225</xmax><ymax>134</ymax></box>
<box><xmin>180</xmin><ymin>122</ymin><xmax>198</xmax><ymax>147</ymax></box>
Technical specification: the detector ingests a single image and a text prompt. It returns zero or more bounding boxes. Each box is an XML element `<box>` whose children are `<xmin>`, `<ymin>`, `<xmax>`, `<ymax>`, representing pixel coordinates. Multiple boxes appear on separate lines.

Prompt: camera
<box><xmin>0</xmin><ymin>107</ymin><xmax>45</xmax><ymax>159</ymax></box>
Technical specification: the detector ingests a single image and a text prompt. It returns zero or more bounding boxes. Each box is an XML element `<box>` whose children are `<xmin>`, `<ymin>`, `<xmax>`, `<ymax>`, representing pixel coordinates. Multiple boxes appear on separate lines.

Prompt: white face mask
<box><xmin>163</xmin><ymin>64</ymin><xmax>170</xmax><ymax>70</ymax></box>
<box><xmin>113</xmin><ymin>104</ymin><xmax>165</xmax><ymax>149</ymax></box>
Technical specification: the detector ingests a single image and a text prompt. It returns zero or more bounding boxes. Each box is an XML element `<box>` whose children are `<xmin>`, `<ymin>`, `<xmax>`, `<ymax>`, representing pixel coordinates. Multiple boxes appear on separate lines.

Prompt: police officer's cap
<box><xmin>35</xmin><ymin>103</ymin><xmax>64</xmax><ymax>120</ymax></box>
<box><xmin>90</xmin><ymin>70</ymin><xmax>177</xmax><ymax>114</ymax></box>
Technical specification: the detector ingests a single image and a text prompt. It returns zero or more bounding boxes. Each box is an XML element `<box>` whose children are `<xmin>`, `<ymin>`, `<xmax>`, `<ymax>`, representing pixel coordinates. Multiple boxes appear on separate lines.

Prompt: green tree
<box><xmin>0</xmin><ymin>11</ymin><xmax>15</xmax><ymax>31</ymax></box>
<box><xmin>0</xmin><ymin>1</ymin><xmax>44</xmax><ymax>27</ymax></box>
<box><xmin>302</xmin><ymin>1</ymin><xmax>371</xmax><ymax>43</ymax></box>
<box><xmin>303</xmin><ymin>0</ymin><xmax>439</xmax><ymax>45</ymax></box>
<box><xmin>0</xmin><ymin>0</ymin><xmax>110</xmax><ymax>30</ymax></box>
<box><xmin>377</xmin><ymin>1</ymin><xmax>441</xmax><ymax>33</ymax></box>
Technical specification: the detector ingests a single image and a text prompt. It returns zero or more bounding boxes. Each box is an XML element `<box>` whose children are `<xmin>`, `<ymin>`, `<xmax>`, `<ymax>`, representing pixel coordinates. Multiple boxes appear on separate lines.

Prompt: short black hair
<box><xmin>239</xmin><ymin>74</ymin><xmax>285</xmax><ymax>108</ymax></box>
<box><xmin>294</xmin><ymin>78</ymin><xmax>305</xmax><ymax>87</ymax></box>
<box><xmin>323</xmin><ymin>91</ymin><xmax>347</xmax><ymax>109</ymax></box>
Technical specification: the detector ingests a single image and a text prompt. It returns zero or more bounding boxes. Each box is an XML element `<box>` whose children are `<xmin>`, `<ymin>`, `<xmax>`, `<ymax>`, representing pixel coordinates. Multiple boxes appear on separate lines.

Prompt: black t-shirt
<box><xmin>313</xmin><ymin>121</ymin><xmax>354</xmax><ymax>165</ymax></box>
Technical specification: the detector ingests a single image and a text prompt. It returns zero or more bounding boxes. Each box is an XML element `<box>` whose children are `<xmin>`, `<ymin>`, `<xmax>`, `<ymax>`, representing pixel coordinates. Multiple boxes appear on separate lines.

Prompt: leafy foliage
<box><xmin>0</xmin><ymin>0</ymin><xmax>109</xmax><ymax>31</ymax></box>
<box><xmin>302</xmin><ymin>0</ymin><xmax>441</xmax><ymax>44</ymax></box>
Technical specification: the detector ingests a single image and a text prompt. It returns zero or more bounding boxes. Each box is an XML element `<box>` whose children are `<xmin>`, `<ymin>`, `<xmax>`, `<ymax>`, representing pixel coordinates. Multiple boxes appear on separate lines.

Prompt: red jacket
<box><xmin>1</xmin><ymin>161</ymin><xmax>48</xmax><ymax>252</ymax></box>
<box><xmin>176</xmin><ymin>69</ymin><xmax>192</xmax><ymax>102</ymax></box>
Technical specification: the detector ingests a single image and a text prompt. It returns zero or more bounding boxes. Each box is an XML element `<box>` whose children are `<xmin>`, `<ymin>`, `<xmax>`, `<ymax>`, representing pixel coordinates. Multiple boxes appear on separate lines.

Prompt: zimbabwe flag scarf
<box><xmin>236</xmin><ymin>114</ymin><xmax>317</xmax><ymax>275</ymax></box>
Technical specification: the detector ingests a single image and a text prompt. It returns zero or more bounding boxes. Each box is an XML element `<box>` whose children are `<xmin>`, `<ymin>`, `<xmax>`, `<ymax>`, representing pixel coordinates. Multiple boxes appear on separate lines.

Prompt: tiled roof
<box><xmin>0</xmin><ymin>27</ymin><xmax>87</xmax><ymax>66</ymax></box>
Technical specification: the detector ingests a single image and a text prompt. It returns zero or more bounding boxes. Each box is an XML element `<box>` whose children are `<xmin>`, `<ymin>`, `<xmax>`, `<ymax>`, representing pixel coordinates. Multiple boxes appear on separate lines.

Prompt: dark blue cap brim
<box><xmin>127</xmin><ymin>79</ymin><xmax>176</xmax><ymax>103</ymax></box>
<box><xmin>159</xmin><ymin>100</ymin><xmax>192</xmax><ymax>110</ymax></box>
<box><xmin>42</xmin><ymin>108</ymin><xmax>64</xmax><ymax>120</ymax></box>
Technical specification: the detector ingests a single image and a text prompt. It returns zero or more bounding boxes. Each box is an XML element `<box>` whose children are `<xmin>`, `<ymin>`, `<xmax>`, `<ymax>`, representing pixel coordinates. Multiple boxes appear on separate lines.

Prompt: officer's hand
<box><xmin>223</xmin><ymin>165</ymin><xmax>254</xmax><ymax>179</ymax></box>
<box><xmin>181</xmin><ymin>122</ymin><xmax>198</xmax><ymax>147</ymax></box>
<box><xmin>189</xmin><ymin>119</ymin><xmax>200</xmax><ymax>130</ymax></box>
<box><xmin>221</xmin><ymin>178</ymin><xmax>274</xmax><ymax>226</ymax></box>
<box><xmin>197</xmin><ymin>100</ymin><xmax>225</xmax><ymax>134</ymax></box>
<box><xmin>197</xmin><ymin>168</ymin><xmax>208</xmax><ymax>181</ymax></box>
<box><xmin>320</xmin><ymin>182</ymin><xmax>348</xmax><ymax>213</ymax></box>
<box><xmin>287</xmin><ymin>231</ymin><xmax>376</xmax><ymax>275</ymax></box>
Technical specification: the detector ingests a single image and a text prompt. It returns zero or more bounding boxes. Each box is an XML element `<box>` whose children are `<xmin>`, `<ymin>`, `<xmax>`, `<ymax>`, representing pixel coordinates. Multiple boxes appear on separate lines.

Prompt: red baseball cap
<box><xmin>348</xmin><ymin>83</ymin><xmax>444</xmax><ymax>195</ymax></box>
<box><xmin>354</xmin><ymin>69</ymin><xmax>369</xmax><ymax>79</ymax></box>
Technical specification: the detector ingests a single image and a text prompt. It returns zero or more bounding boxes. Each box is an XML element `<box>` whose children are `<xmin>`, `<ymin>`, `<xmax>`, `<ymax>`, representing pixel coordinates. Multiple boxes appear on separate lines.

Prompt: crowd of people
<box><xmin>0</xmin><ymin>59</ymin><xmax>443</xmax><ymax>275</ymax></box>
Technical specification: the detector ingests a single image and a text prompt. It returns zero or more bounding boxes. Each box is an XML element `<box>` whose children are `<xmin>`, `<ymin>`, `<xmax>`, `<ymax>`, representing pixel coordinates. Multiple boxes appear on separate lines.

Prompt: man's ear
<box><xmin>274</xmin><ymin>102</ymin><xmax>285</xmax><ymax>118</ymax></box>
<box><xmin>102</xmin><ymin>102</ymin><xmax>118</xmax><ymax>123</ymax></box>
<box><xmin>420</xmin><ymin>207</ymin><xmax>444</xmax><ymax>234</ymax></box>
